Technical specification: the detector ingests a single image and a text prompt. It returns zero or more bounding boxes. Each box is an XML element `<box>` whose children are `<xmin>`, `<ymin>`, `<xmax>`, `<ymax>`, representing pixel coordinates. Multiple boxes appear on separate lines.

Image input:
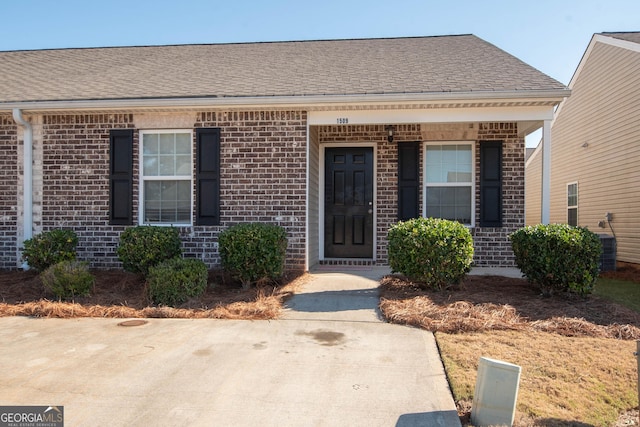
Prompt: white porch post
<box><xmin>541</xmin><ymin>119</ymin><xmax>552</xmax><ymax>224</ymax></box>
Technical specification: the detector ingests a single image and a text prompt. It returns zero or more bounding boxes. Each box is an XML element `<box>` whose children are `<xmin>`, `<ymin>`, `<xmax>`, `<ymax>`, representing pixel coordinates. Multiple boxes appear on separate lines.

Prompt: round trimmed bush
<box><xmin>116</xmin><ymin>226</ymin><xmax>182</xmax><ymax>275</ymax></box>
<box><xmin>388</xmin><ymin>217</ymin><xmax>474</xmax><ymax>290</ymax></box>
<box><xmin>218</xmin><ymin>223</ymin><xmax>288</xmax><ymax>289</ymax></box>
<box><xmin>147</xmin><ymin>257</ymin><xmax>208</xmax><ymax>306</ymax></box>
<box><xmin>509</xmin><ymin>224</ymin><xmax>602</xmax><ymax>296</ymax></box>
<box><xmin>22</xmin><ymin>229</ymin><xmax>78</xmax><ymax>272</ymax></box>
<box><xmin>40</xmin><ymin>260</ymin><xmax>94</xmax><ymax>299</ymax></box>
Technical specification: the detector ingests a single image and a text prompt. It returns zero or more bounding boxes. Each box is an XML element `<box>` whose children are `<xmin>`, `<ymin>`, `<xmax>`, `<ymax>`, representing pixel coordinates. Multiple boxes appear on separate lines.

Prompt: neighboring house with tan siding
<box><xmin>525</xmin><ymin>32</ymin><xmax>640</xmax><ymax>265</ymax></box>
<box><xmin>0</xmin><ymin>35</ymin><xmax>569</xmax><ymax>270</ymax></box>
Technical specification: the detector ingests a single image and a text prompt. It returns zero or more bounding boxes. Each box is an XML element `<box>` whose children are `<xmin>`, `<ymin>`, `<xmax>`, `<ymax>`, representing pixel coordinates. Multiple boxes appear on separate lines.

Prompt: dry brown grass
<box><xmin>437</xmin><ymin>330</ymin><xmax>638</xmax><ymax>427</ymax></box>
<box><xmin>379</xmin><ymin>273</ymin><xmax>640</xmax><ymax>426</ymax></box>
<box><xmin>0</xmin><ymin>269</ymin><xmax>309</xmax><ymax>319</ymax></box>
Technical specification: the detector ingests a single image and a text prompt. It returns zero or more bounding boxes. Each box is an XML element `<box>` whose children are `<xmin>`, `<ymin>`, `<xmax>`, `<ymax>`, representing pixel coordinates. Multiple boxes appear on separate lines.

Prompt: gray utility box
<box><xmin>597</xmin><ymin>234</ymin><xmax>616</xmax><ymax>272</ymax></box>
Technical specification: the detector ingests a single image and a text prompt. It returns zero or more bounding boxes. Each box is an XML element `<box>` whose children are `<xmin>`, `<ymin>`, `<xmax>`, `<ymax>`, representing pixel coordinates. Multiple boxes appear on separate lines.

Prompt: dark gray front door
<box><xmin>324</xmin><ymin>147</ymin><xmax>374</xmax><ymax>258</ymax></box>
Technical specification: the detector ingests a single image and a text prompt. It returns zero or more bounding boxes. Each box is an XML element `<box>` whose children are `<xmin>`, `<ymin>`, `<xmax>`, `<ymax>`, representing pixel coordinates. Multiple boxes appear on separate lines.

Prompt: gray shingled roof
<box><xmin>601</xmin><ymin>32</ymin><xmax>640</xmax><ymax>44</ymax></box>
<box><xmin>0</xmin><ymin>35</ymin><xmax>567</xmax><ymax>104</ymax></box>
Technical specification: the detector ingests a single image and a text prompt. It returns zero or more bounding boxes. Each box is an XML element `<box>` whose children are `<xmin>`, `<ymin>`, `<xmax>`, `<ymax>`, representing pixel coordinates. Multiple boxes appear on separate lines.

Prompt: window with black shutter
<box><xmin>109</xmin><ymin>129</ymin><xmax>133</xmax><ymax>225</ymax></box>
<box><xmin>424</xmin><ymin>143</ymin><xmax>473</xmax><ymax>225</ymax></box>
<box><xmin>480</xmin><ymin>141</ymin><xmax>503</xmax><ymax>227</ymax></box>
<box><xmin>195</xmin><ymin>128</ymin><xmax>221</xmax><ymax>225</ymax></box>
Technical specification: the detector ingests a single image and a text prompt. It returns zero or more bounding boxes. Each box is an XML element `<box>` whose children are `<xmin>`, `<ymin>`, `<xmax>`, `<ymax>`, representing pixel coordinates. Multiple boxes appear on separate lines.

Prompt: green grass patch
<box><xmin>595</xmin><ymin>277</ymin><xmax>640</xmax><ymax>312</ymax></box>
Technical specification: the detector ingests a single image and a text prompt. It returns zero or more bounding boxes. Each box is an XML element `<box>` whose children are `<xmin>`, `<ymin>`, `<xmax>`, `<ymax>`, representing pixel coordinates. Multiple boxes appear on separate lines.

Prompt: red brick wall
<box><xmin>38</xmin><ymin>111</ymin><xmax>307</xmax><ymax>271</ymax></box>
<box><xmin>2</xmin><ymin>113</ymin><xmax>521</xmax><ymax>270</ymax></box>
<box><xmin>195</xmin><ymin>111</ymin><xmax>307</xmax><ymax>271</ymax></box>
<box><xmin>318</xmin><ymin>122</ymin><xmax>523</xmax><ymax>267</ymax></box>
<box><xmin>0</xmin><ymin>116</ymin><xmax>18</xmax><ymax>268</ymax></box>
<box><xmin>41</xmin><ymin>114</ymin><xmax>136</xmax><ymax>268</ymax></box>
<box><xmin>473</xmin><ymin>123</ymin><xmax>524</xmax><ymax>266</ymax></box>
<box><xmin>318</xmin><ymin>124</ymin><xmax>423</xmax><ymax>263</ymax></box>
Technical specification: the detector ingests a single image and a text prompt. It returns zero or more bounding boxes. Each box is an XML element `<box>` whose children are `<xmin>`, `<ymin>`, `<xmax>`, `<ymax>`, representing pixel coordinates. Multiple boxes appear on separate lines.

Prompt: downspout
<box><xmin>12</xmin><ymin>108</ymin><xmax>33</xmax><ymax>269</ymax></box>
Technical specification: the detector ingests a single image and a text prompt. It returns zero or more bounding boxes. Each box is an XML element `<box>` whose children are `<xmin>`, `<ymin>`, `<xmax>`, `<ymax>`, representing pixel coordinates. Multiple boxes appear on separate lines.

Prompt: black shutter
<box><xmin>109</xmin><ymin>129</ymin><xmax>133</xmax><ymax>225</ymax></box>
<box><xmin>480</xmin><ymin>141</ymin><xmax>503</xmax><ymax>227</ymax></box>
<box><xmin>196</xmin><ymin>128</ymin><xmax>221</xmax><ymax>225</ymax></box>
<box><xmin>398</xmin><ymin>142</ymin><xmax>420</xmax><ymax>221</ymax></box>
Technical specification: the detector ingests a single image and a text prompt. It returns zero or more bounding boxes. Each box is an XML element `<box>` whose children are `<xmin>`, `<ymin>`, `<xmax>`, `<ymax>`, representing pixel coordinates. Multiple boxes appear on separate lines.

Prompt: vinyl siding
<box><xmin>547</xmin><ymin>40</ymin><xmax>640</xmax><ymax>263</ymax></box>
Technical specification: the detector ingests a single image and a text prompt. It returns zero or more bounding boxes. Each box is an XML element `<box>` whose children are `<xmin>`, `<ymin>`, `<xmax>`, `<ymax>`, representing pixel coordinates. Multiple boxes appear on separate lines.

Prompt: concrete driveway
<box><xmin>0</xmin><ymin>267</ymin><xmax>461</xmax><ymax>427</ymax></box>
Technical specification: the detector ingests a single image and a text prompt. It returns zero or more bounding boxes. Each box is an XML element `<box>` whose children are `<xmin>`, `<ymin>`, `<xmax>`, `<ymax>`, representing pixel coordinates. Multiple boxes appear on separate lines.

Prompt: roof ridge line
<box><xmin>0</xmin><ymin>34</ymin><xmax>476</xmax><ymax>54</ymax></box>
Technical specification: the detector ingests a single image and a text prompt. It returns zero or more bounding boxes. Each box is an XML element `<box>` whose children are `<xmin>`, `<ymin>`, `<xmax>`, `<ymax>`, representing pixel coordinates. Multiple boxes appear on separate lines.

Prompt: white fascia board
<box><xmin>0</xmin><ymin>90</ymin><xmax>568</xmax><ymax>113</ymax></box>
<box><xmin>308</xmin><ymin>105</ymin><xmax>556</xmax><ymax>126</ymax></box>
<box><xmin>568</xmin><ymin>34</ymin><xmax>640</xmax><ymax>90</ymax></box>
<box><xmin>596</xmin><ymin>33</ymin><xmax>640</xmax><ymax>53</ymax></box>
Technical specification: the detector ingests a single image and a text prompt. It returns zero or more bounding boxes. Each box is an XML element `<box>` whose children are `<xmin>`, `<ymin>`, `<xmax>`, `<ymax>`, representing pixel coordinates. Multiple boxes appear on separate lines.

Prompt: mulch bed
<box><xmin>380</xmin><ymin>271</ymin><xmax>640</xmax><ymax>339</ymax></box>
<box><xmin>0</xmin><ymin>269</ymin><xmax>305</xmax><ymax>319</ymax></box>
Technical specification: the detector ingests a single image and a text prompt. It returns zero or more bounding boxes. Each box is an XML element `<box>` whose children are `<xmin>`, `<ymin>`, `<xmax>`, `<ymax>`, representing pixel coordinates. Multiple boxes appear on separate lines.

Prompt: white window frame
<box><xmin>422</xmin><ymin>141</ymin><xmax>476</xmax><ymax>227</ymax></box>
<box><xmin>567</xmin><ymin>181</ymin><xmax>578</xmax><ymax>226</ymax></box>
<box><xmin>139</xmin><ymin>129</ymin><xmax>194</xmax><ymax>226</ymax></box>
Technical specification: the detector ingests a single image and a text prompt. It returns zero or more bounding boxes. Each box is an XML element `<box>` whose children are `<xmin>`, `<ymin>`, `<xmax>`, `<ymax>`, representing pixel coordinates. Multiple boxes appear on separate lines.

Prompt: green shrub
<box><xmin>147</xmin><ymin>257</ymin><xmax>208</xmax><ymax>306</ymax></box>
<box><xmin>388</xmin><ymin>217</ymin><xmax>474</xmax><ymax>290</ymax></box>
<box><xmin>22</xmin><ymin>229</ymin><xmax>78</xmax><ymax>272</ymax></box>
<box><xmin>40</xmin><ymin>260</ymin><xmax>94</xmax><ymax>299</ymax></box>
<box><xmin>218</xmin><ymin>223</ymin><xmax>288</xmax><ymax>289</ymax></box>
<box><xmin>116</xmin><ymin>226</ymin><xmax>182</xmax><ymax>275</ymax></box>
<box><xmin>509</xmin><ymin>224</ymin><xmax>602</xmax><ymax>296</ymax></box>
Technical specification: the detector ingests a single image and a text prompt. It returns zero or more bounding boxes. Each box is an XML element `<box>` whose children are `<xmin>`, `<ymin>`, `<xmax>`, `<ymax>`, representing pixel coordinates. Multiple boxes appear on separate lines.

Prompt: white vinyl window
<box><xmin>567</xmin><ymin>182</ymin><xmax>578</xmax><ymax>226</ymax></box>
<box><xmin>140</xmin><ymin>130</ymin><xmax>193</xmax><ymax>225</ymax></box>
<box><xmin>423</xmin><ymin>143</ymin><xmax>474</xmax><ymax>226</ymax></box>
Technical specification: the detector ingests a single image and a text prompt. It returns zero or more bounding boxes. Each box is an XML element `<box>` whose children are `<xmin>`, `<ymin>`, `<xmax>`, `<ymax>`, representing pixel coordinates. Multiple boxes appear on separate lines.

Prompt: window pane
<box><xmin>442</xmin><ymin>145</ymin><xmax>457</xmax><ymax>163</ymax></box>
<box><xmin>175</xmin><ymin>133</ymin><xmax>191</xmax><ymax>154</ymax></box>
<box><xmin>425</xmin><ymin>145</ymin><xmax>441</xmax><ymax>165</ymax></box>
<box><xmin>159</xmin><ymin>133</ymin><xmax>175</xmax><ymax>154</ymax></box>
<box><xmin>457</xmin><ymin>146</ymin><xmax>472</xmax><ymax>167</ymax></box>
<box><xmin>567</xmin><ymin>183</ymin><xmax>578</xmax><ymax>207</ymax></box>
<box><xmin>426</xmin><ymin>144</ymin><xmax>472</xmax><ymax>183</ymax></box>
<box><xmin>144</xmin><ymin>180</ymin><xmax>191</xmax><ymax>224</ymax></box>
<box><xmin>159</xmin><ymin>155</ymin><xmax>175</xmax><ymax>176</ymax></box>
<box><xmin>568</xmin><ymin>207</ymin><xmax>578</xmax><ymax>226</ymax></box>
<box><xmin>142</xmin><ymin>134</ymin><xmax>159</xmax><ymax>155</ymax></box>
<box><xmin>143</xmin><ymin>156</ymin><xmax>158</xmax><ymax>176</ymax></box>
<box><xmin>145</xmin><ymin>181</ymin><xmax>161</xmax><ymax>201</ymax></box>
<box><xmin>175</xmin><ymin>155</ymin><xmax>191</xmax><ymax>175</ymax></box>
<box><xmin>426</xmin><ymin>166</ymin><xmax>443</xmax><ymax>183</ymax></box>
<box><xmin>425</xmin><ymin>186</ymin><xmax>471</xmax><ymax>224</ymax></box>
<box><xmin>144</xmin><ymin>200</ymin><xmax>161</xmax><ymax>223</ymax></box>
<box><xmin>455</xmin><ymin>171</ymin><xmax>473</xmax><ymax>182</ymax></box>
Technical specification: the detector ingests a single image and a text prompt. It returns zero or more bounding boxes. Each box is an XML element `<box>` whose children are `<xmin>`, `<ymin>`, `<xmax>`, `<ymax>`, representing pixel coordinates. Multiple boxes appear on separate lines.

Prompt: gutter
<box><xmin>0</xmin><ymin>89</ymin><xmax>571</xmax><ymax>112</ymax></box>
<box><xmin>12</xmin><ymin>108</ymin><xmax>32</xmax><ymax>269</ymax></box>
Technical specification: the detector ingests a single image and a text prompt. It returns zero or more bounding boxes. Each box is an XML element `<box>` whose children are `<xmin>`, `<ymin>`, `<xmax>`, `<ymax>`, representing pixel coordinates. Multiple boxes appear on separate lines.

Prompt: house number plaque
<box><xmin>336</xmin><ymin>118</ymin><xmax>349</xmax><ymax>124</ymax></box>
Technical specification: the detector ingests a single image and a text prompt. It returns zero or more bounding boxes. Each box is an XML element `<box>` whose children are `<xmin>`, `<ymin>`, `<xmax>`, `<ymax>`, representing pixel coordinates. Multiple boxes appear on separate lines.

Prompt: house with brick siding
<box><xmin>0</xmin><ymin>35</ymin><xmax>569</xmax><ymax>271</ymax></box>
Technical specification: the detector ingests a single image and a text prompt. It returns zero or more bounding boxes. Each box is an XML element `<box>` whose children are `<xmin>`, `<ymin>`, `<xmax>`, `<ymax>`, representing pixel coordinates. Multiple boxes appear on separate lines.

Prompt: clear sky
<box><xmin>1</xmin><ymin>0</ymin><xmax>637</xmax><ymax>145</ymax></box>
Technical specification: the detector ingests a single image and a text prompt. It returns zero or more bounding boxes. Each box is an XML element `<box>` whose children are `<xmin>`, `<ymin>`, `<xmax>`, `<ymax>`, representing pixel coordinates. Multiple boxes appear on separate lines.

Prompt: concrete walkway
<box><xmin>0</xmin><ymin>266</ymin><xmax>525</xmax><ymax>426</ymax></box>
<box><xmin>281</xmin><ymin>266</ymin><xmax>461</xmax><ymax>426</ymax></box>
